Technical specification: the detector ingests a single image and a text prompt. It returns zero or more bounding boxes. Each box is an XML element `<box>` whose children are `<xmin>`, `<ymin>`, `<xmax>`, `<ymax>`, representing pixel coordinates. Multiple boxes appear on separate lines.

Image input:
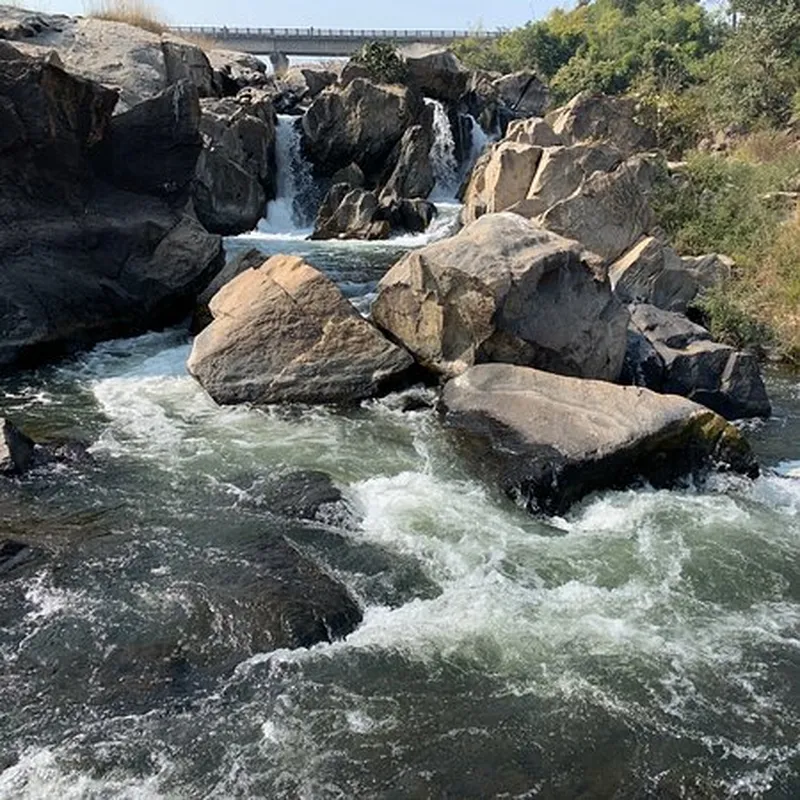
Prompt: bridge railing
<box><xmin>170</xmin><ymin>26</ymin><xmax>498</xmax><ymax>40</ymax></box>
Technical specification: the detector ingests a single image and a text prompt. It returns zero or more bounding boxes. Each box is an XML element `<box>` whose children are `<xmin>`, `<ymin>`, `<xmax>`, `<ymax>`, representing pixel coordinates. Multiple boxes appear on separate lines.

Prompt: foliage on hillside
<box><xmin>351</xmin><ymin>42</ymin><xmax>408</xmax><ymax>85</ymax></box>
<box><xmin>456</xmin><ymin>1</ymin><xmax>800</xmax><ymax>361</ymax></box>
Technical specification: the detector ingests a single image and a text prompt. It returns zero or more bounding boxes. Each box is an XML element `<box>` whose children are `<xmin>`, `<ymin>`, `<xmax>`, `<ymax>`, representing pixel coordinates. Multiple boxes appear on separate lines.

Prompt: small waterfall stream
<box><xmin>259</xmin><ymin>115</ymin><xmax>316</xmax><ymax>235</ymax></box>
<box><xmin>425</xmin><ymin>99</ymin><xmax>460</xmax><ymax>201</ymax></box>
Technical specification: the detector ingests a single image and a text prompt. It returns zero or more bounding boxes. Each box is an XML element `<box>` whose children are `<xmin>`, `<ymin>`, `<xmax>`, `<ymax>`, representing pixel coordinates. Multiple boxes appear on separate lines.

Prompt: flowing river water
<box><xmin>0</xmin><ymin>208</ymin><xmax>798</xmax><ymax>799</ymax></box>
<box><xmin>1</xmin><ymin>105</ymin><xmax>800</xmax><ymax>796</ymax></box>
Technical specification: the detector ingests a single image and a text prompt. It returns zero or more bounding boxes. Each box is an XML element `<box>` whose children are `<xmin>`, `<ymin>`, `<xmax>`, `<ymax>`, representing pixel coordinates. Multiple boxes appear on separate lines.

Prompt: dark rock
<box><xmin>208</xmin><ymin>48</ymin><xmax>273</xmax><ymax>95</ymax></box>
<box><xmin>0</xmin><ymin>418</ymin><xmax>35</xmax><ymax>475</ymax></box>
<box><xmin>264</xmin><ymin>470</ymin><xmax>346</xmax><ymax>520</ymax></box>
<box><xmin>161</xmin><ymin>39</ymin><xmax>214</xmax><ymax>98</ymax></box>
<box><xmin>302</xmin><ymin>78</ymin><xmax>424</xmax><ymax>180</ymax></box>
<box><xmin>0</xmin><ymin>45</ymin><xmax>223</xmax><ymax>371</ymax></box>
<box><xmin>312</xmin><ymin>185</ymin><xmax>391</xmax><ymax>241</ymax></box>
<box><xmin>0</xmin><ymin>538</ymin><xmax>47</xmax><ymax>576</ymax></box>
<box><xmin>97</xmin><ymin>79</ymin><xmax>202</xmax><ymax>198</ymax></box>
<box><xmin>442</xmin><ymin>363</ymin><xmax>758</xmax><ymax>515</ymax></box>
<box><xmin>380</xmin><ymin>124</ymin><xmax>435</xmax><ymax>201</ymax></box>
<box><xmin>331</xmin><ymin>162</ymin><xmax>365</xmax><ymax>189</ymax></box>
<box><xmin>401</xmin><ymin>45</ymin><xmax>468</xmax><ymax>104</ymax></box>
<box><xmin>626</xmin><ymin>304</ymin><xmax>771</xmax><ymax>419</ymax></box>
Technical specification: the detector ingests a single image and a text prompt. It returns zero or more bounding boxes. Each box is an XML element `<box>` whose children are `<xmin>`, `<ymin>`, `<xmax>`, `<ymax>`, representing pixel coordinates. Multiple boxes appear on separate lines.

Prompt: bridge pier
<box><xmin>269</xmin><ymin>51</ymin><xmax>290</xmax><ymax>75</ymax></box>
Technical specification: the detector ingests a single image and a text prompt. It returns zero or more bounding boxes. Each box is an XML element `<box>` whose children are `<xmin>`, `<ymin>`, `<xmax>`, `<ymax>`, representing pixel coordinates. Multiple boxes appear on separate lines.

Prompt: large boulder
<box><xmin>0</xmin><ymin>44</ymin><xmax>223</xmax><ymax>371</ymax></box>
<box><xmin>461</xmin><ymin>141</ymin><xmax>543</xmax><ymax>223</ymax></box>
<box><xmin>610</xmin><ymin>237</ymin><xmax>730</xmax><ymax>313</ymax></box>
<box><xmin>505</xmin><ymin>116</ymin><xmax>564</xmax><ymax>147</ymax></box>
<box><xmin>442</xmin><ymin>363</ymin><xmax>758</xmax><ymax>514</ymax></box>
<box><xmin>624</xmin><ymin>304</ymin><xmax>771</xmax><ymax>419</ymax></box>
<box><xmin>301</xmin><ymin>78</ymin><xmax>424</xmax><ymax>180</ymax></box>
<box><xmin>279</xmin><ymin>65</ymin><xmax>337</xmax><ymax>102</ymax></box>
<box><xmin>549</xmin><ymin>92</ymin><xmax>656</xmax><ymax>157</ymax></box>
<box><xmin>371</xmin><ymin>213</ymin><xmax>629</xmax><ymax>381</ymax></box>
<box><xmin>187</xmin><ymin>255</ymin><xmax>415</xmax><ymax>405</ymax></box>
<box><xmin>192</xmin><ymin>92</ymin><xmax>277</xmax><ymax>234</ymax></box>
<box><xmin>538</xmin><ymin>161</ymin><xmax>656</xmax><ymax>262</ymax></box>
<box><xmin>491</xmin><ymin>71</ymin><xmax>549</xmax><ymax>117</ymax></box>
<box><xmin>207</xmin><ymin>48</ymin><xmax>273</xmax><ymax>95</ymax></box>
<box><xmin>401</xmin><ymin>44</ymin><xmax>468</xmax><ymax>104</ymax></box>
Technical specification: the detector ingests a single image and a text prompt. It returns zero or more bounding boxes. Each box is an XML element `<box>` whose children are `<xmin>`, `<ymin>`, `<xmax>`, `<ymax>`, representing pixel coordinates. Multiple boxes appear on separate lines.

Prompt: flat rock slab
<box><xmin>442</xmin><ymin>363</ymin><xmax>758</xmax><ymax>514</ymax></box>
<box><xmin>187</xmin><ymin>254</ymin><xmax>415</xmax><ymax>405</ymax></box>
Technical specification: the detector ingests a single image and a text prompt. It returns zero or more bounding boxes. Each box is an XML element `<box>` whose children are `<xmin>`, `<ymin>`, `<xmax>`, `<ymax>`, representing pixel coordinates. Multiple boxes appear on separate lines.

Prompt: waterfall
<box><xmin>465</xmin><ymin>114</ymin><xmax>490</xmax><ymax>172</ymax></box>
<box><xmin>425</xmin><ymin>99</ymin><xmax>460</xmax><ymax>201</ymax></box>
<box><xmin>259</xmin><ymin>114</ymin><xmax>316</xmax><ymax>235</ymax></box>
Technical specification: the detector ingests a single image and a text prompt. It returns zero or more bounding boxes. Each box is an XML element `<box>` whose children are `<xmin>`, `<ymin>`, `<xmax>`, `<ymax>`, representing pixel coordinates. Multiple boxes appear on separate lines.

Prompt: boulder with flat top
<box><xmin>442</xmin><ymin>363</ymin><xmax>758</xmax><ymax>514</ymax></box>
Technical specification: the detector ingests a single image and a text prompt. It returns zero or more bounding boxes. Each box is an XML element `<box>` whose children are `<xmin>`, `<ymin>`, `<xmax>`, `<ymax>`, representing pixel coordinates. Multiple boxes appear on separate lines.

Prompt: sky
<box><xmin>48</xmin><ymin>0</ymin><xmax>565</xmax><ymax>31</ymax></box>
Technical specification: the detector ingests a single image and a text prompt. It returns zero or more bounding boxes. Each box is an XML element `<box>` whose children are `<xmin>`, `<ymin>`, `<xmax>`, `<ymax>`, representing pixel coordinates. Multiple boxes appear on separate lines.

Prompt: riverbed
<box><xmin>0</xmin><ymin>211</ymin><xmax>798</xmax><ymax>798</ymax></box>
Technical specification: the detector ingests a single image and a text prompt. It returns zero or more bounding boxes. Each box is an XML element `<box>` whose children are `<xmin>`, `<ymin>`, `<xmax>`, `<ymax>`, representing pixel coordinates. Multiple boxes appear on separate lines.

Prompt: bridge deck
<box><xmin>170</xmin><ymin>26</ymin><xmax>496</xmax><ymax>56</ymax></box>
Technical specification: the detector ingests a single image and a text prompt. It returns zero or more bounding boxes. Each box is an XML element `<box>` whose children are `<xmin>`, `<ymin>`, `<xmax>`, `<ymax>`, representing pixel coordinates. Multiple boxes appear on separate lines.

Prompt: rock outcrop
<box><xmin>610</xmin><ymin>237</ymin><xmax>731</xmax><ymax>313</ymax></box>
<box><xmin>380</xmin><ymin>124</ymin><xmax>435</xmax><ymax>201</ymax></box>
<box><xmin>187</xmin><ymin>255</ymin><xmax>415</xmax><ymax>405</ymax></box>
<box><xmin>312</xmin><ymin>185</ymin><xmax>435</xmax><ymax>241</ymax></box>
<box><xmin>549</xmin><ymin>92</ymin><xmax>656</xmax><ymax>157</ymax></box>
<box><xmin>0</xmin><ymin>43</ymin><xmax>223</xmax><ymax>371</ymax></box>
<box><xmin>0</xmin><ymin>9</ymin><xmax>215</xmax><ymax>111</ymax></box>
<box><xmin>301</xmin><ymin>78</ymin><xmax>424</xmax><ymax>180</ymax></box>
<box><xmin>401</xmin><ymin>44</ymin><xmax>469</xmax><ymax>104</ymax></box>
<box><xmin>492</xmin><ymin>71</ymin><xmax>549</xmax><ymax>117</ymax></box>
<box><xmin>192</xmin><ymin>91</ymin><xmax>277</xmax><ymax>234</ymax></box>
<box><xmin>623</xmin><ymin>304</ymin><xmax>771</xmax><ymax>419</ymax></box>
<box><xmin>371</xmin><ymin>213</ymin><xmax>628</xmax><ymax>380</ymax></box>
<box><xmin>442</xmin><ymin>363</ymin><xmax>758</xmax><ymax>514</ymax></box>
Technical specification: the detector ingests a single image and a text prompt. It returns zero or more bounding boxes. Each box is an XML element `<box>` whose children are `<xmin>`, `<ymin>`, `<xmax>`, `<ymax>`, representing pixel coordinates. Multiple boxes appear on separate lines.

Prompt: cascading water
<box><xmin>464</xmin><ymin>114</ymin><xmax>490</xmax><ymax>174</ymax></box>
<box><xmin>425</xmin><ymin>99</ymin><xmax>460</xmax><ymax>201</ymax></box>
<box><xmin>259</xmin><ymin>115</ymin><xmax>316</xmax><ymax>235</ymax></box>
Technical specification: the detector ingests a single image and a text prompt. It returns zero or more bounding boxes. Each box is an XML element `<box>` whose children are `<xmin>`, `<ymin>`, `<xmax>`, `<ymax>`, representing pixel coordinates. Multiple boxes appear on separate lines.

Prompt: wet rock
<box><xmin>312</xmin><ymin>185</ymin><xmax>435</xmax><ymax>241</ymax></box>
<box><xmin>265</xmin><ymin>470</ymin><xmax>346</xmax><ymax>521</ymax></box>
<box><xmin>610</xmin><ymin>237</ymin><xmax>730</xmax><ymax>313</ymax></box>
<box><xmin>0</xmin><ymin>538</ymin><xmax>47</xmax><ymax>576</ymax></box>
<box><xmin>187</xmin><ymin>254</ymin><xmax>415</xmax><ymax>405</ymax></box>
<box><xmin>372</xmin><ymin>213</ymin><xmax>628</xmax><ymax>381</ymax></box>
<box><xmin>625</xmin><ymin>304</ymin><xmax>771</xmax><ymax>419</ymax></box>
<box><xmin>549</xmin><ymin>91</ymin><xmax>656</xmax><ymax>157</ymax></box>
<box><xmin>442</xmin><ymin>363</ymin><xmax>758</xmax><ymax>514</ymax></box>
<box><xmin>302</xmin><ymin>78</ymin><xmax>424</xmax><ymax>180</ymax></box>
<box><xmin>0</xmin><ymin>418</ymin><xmax>35</xmax><ymax>475</ymax></box>
<box><xmin>492</xmin><ymin>70</ymin><xmax>549</xmax><ymax>117</ymax></box>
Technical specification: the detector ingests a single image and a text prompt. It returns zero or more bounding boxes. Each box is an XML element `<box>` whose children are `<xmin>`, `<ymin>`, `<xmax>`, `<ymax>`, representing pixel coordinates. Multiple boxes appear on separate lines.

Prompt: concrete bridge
<box><xmin>170</xmin><ymin>26</ymin><xmax>497</xmax><ymax>58</ymax></box>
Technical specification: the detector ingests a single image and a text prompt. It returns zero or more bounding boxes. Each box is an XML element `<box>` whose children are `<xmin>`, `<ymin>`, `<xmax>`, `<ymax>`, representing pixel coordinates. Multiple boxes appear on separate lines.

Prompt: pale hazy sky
<box><xmin>44</xmin><ymin>1</ymin><xmax>566</xmax><ymax>30</ymax></box>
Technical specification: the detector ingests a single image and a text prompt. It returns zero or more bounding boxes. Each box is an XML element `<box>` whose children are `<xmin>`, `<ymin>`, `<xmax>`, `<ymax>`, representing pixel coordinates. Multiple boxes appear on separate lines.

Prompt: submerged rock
<box><xmin>187</xmin><ymin>254</ymin><xmax>415</xmax><ymax>405</ymax></box>
<box><xmin>442</xmin><ymin>363</ymin><xmax>758</xmax><ymax>514</ymax></box>
<box><xmin>371</xmin><ymin>213</ymin><xmax>628</xmax><ymax>381</ymax></box>
<box><xmin>0</xmin><ymin>418</ymin><xmax>35</xmax><ymax>475</ymax></box>
<box><xmin>0</xmin><ymin>538</ymin><xmax>47</xmax><ymax>576</ymax></box>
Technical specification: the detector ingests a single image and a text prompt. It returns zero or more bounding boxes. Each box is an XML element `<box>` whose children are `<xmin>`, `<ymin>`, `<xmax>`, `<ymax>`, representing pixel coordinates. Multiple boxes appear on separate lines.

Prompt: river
<box><xmin>0</xmin><ymin>202</ymin><xmax>798</xmax><ymax>798</ymax></box>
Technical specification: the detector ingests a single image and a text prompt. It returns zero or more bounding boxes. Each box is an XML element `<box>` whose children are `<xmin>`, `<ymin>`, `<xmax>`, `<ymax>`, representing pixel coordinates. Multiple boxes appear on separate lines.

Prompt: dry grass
<box><xmin>85</xmin><ymin>0</ymin><xmax>169</xmax><ymax>35</ymax></box>
<box><xmin>733</xmin><ymin>129</ymin><xmax>800</xmax><ymax>165</ymax></box>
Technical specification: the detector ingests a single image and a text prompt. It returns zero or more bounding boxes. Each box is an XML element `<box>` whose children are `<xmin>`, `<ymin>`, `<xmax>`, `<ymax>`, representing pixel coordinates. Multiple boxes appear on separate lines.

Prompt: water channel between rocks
<box><xmin>0</xmin><ymin>203</ymin><xmax>799</xmax><ymax>798</ymax></box>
